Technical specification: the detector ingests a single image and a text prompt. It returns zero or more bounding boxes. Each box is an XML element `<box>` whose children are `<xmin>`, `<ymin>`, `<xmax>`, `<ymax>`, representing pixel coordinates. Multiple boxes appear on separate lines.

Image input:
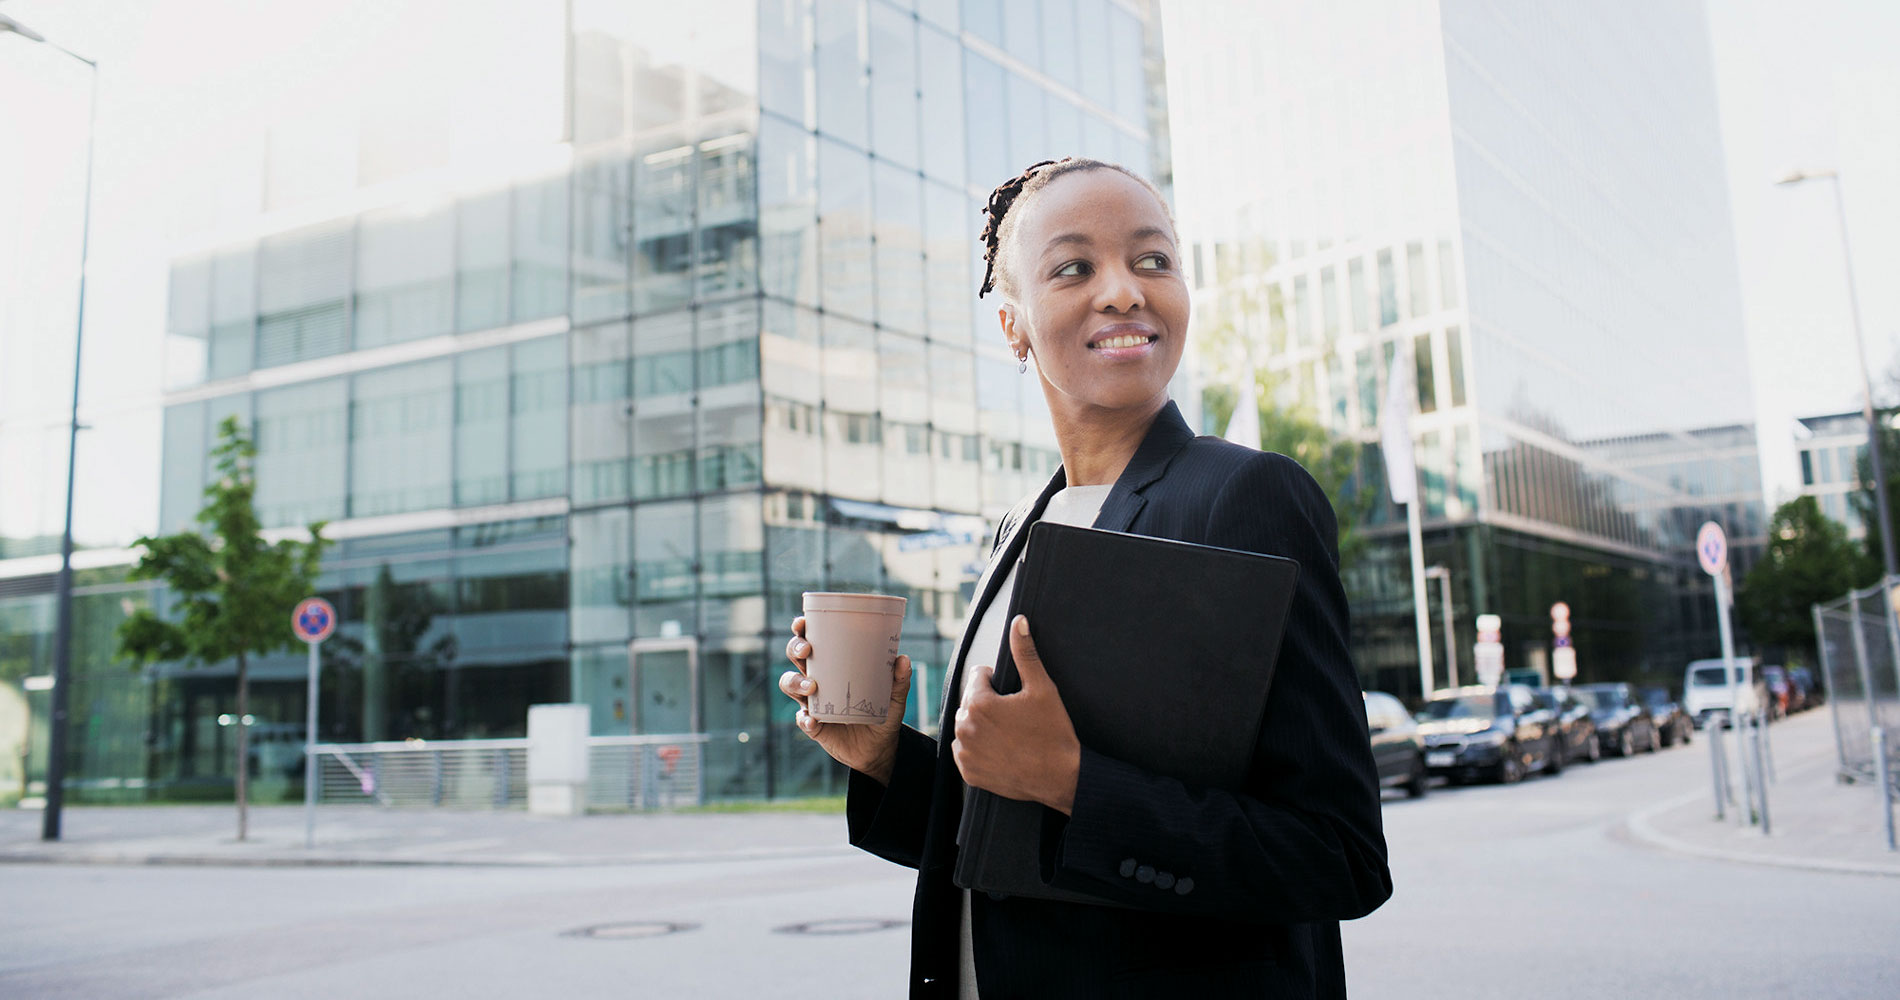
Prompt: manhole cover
<box><xmin>564</xmin><ymin>921</ymin><xmax>698</xmax><ymax>940</ymax></box>
<box><xmin>773</xmin><ymin>918</ymin><xmax>908</xmax><ymax>936</ymax></box>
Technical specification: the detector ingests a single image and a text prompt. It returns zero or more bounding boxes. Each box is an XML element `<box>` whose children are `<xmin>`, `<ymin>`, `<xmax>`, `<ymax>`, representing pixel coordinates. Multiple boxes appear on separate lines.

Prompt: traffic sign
<box><xmin>1552</xmin><ymin>646</ymin><xmax>1577</xmax><ymax>681</ymax></box>
<box><xmin>1696</xmin><ymin>522</ymin><xmax>1728</xmax><ymax>577</ymax></box>
<box><xmin>1550</xmin><ymin>602</ymin><xmax>1570</xmax><ymax>623</ymax></box>
<box><xmin>1475</xmin><ymin>614</ymin><xmax>1502</xmax><ymax>645</ymax></box>
<box><xmin>292</xmin><ymin>597</ymin><xmax>336</xmax><ymax>644</ymax></box>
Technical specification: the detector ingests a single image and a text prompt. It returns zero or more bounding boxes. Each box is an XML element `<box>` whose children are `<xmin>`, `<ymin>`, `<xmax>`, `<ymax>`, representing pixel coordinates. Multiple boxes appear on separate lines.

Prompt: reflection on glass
<box><xmin>815</xmin><ymin>0</ymin><xmax>868</xmax><ymax>149</ymax></box>
<box><xmin>254</xmin><ymin>378</ymin><xmax>348</xmax><ymax>528</ymax></box>
<box><xmin>918</xmin><ymin>24</ymin><xmax>965</xmax><ymax>189</ymax></box>
<box><xmin>869</xmin><ymin>2</ymin><xmax>919</xmax><ymax>169</ymax></box>
<box><xmin>208</xmin><ymin>248</ymin><xmax>257</xmax><ymax>380</ymax></box>
<box><xmin>511</xmin><ymin>337</ymin><xmax>568</xmax><ymax>500</ymax></box>
<box><xmin>257</xmin><ymin>222</ymin><xmax>350</xmax><ymax>368</ymax></box>
<box><xmin>1446</xmin><ymin>326</ymin><xmax>1467</xmax><ymax>407</ymax></box>
<box><xmin>356</xmin><ymin>207</ymin><xmax>455</xmax><ymax>347</ymax></box>
<box><xmin>455</xmin><ymin>347</ymin><xmax>510</xmax><ymax>505</ymax></box>
<box><xmin>1406</xmin><ymin>241</ymin><xmax>1428</xmax><ymax>318</ymax></box>
<box><xmin>457</xmin><ymin>191</ymin><xmax>511</xmax><ymax>332</ymax></box>
<box><xmin>874</xmin><ymin>162</ymin><xmax>926</xmax><ymax>335</ymax></box>
<box><xmin>634</xmin><ymin>310</ymin><xmax>696</xmax><ymax>500</ymax></box>
<box><xmin>513</xmin><ymin>177</ymin><xmax>570</xmax><ymax>323</ymax></box>
<box><xmin>634</xmin><ymin>500</ymin><xmax>697</xmax><ymax>636</ymax></box>
<box><xmin>570</xmin><ymin>506</ymin><xmax>632</xmax><ymax>643</ymax></box>
<box><xmin>636</xmin><ymin>140</ymin><xmax>695</xmax><ymax>314</ymax></box>
<box><xmin>1378</xmin><ymin>248</ymin><xmax>1397</xmax><ymax>326</ymax></box>
<box><xmin>572</xmin><ymin>322</ymin><xmax>632</xmax><ymax>504</ymax></box>
<box><xmin>698</xmin><ymin>132</ymin><xmax>759</xmax><ymax>301</ymax></box>
<box><xmin>963</xmin><ymin>51</ymin><xmax>1010</xmax><ymax>192</ymax></box>
<box><xmin>818</xmin><ymin>138</ymin><xmax>874</xmax><ymax>321</ymax></box>
<box><xmin>1414</xmin><ymin>332</ymin><xmax>1437</xmax><ymax>414</ymax></box>
<box><xmin>760</xmin><ymin>114</ymin><xmax>820</xmax><ymax>306</ymax></box>
<box><xmin>572</xmin><ymin>149</ymin><xmax>632</xmax><ymax>324</ymax></box>
<box><xmin>351</xmin><ymin>360</ymin><xmax>453</xmax><ymax>516</ymax></box>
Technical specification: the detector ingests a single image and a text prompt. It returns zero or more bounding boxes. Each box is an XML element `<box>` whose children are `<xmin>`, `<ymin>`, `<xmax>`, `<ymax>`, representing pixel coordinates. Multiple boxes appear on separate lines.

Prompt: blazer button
<box><xmin>1174</xmin><ymin>877</ymin><xmax>1194</xmax><ymax>895</ymax></box>
<box><xmin>1119</xmin><ymin>858</ymin><xmax>1137</xmax><ymax>878</ymax></box>
<box><xmin>1154</xmin><ymin>872</ymin><xmax>1176</xmax><ymax>890</ymax></box>
<box><xmin>1136</xmin><ymin>865</ymin><xmax>1156</xmax><ymax>884</ymax></box>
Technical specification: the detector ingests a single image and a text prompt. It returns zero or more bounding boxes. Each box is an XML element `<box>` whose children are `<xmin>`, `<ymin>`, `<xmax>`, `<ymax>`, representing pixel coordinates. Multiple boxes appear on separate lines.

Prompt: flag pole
<box><xmin>1381</xmin><ymin>346</ymin><xmax>1434</xmax><ymax>700</ymax></box>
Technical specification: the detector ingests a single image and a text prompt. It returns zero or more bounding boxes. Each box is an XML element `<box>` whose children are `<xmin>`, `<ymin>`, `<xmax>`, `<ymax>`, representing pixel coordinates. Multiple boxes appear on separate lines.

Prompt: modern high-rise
<box><xmin>1795</xmin><ymin>412</ymin><xmax>1869</xmax><ymax>538</ymax></box>
<box><xmin>0</xmin><ymin>0</ymin><xmax>1171</xmax><ymax>803</ymax></box>
<box><xmin>1165</xmin><ymin>0</ymin><xmax>1765</xmax><ymax>697</ymax></box>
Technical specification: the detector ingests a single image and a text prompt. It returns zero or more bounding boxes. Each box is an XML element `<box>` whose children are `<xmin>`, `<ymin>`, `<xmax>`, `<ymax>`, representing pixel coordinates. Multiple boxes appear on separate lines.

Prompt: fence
<box><xmin>310</xmin><ymin>733</ymin><xmax>712</xmax><ymax>810</ymax></box>
<box><xmin>1813</xmin><ymin>579</ymin><xmax>1900</xmax><ymax>790</ymax></box>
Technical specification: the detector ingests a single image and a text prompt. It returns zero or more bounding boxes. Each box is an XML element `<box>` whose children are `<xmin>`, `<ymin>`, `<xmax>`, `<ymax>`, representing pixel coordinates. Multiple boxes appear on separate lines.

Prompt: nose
<box><xmin>1095</xmin><ymin>262</ymin><xmax>1145</xmax><ymax>314</ymax></box>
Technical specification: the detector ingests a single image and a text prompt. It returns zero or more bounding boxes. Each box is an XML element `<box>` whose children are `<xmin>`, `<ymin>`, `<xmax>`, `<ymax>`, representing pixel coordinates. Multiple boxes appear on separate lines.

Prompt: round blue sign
<box><xmin>292</xmin><ymin>597</ymin><xmax>336</xmax><ymax>644</ymax></box>
<box><xmin>1695</xmin><ymin>522</ymin><xmax>1727</xmax><ymax>577</ymax></box>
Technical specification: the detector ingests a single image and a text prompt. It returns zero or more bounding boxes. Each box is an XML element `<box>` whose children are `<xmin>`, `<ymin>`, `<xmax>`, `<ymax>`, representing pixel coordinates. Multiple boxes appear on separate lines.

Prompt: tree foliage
<box><xmin>1737</xmin><ymin>496</ymin><xmax>1870</xmax><ymax>659</ymax></box>
<box><xmin>1199</xmin><ymin>369</ymin><xmax>1375</xmax><ymax>569</ymax></box>
<box><xmin>116</xmin><ymin>416</ymin><xmax>330</xmax><ymax>834</ymax></box>
<box><xmin>1849</xmin><ymin>405</ymin><xmax>1900</xmax><ymax>575</ymax></box>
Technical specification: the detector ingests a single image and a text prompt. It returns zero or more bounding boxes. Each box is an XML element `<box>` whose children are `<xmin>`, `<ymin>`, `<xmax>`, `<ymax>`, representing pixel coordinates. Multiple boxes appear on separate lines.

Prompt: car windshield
<box><xmin>1575</xmin><ymin>688</ymin><xmax>1625</xmax><ymax>710</ymax></box>
<box><xmin>1691</xmin><ymin>666</ymin><xmax>1741</xmax><ymax>686</ymax></box>
<box><xmin>1420</xmin><ymin>695</ymin><xmax>1499</xmax><ymax>720</ymax></box>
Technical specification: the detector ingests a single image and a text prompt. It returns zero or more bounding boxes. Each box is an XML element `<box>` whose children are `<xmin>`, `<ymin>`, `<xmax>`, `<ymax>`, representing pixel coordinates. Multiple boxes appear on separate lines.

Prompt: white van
<box><xmin>1682</xmin><ymin>658</ymin><xmax>1767</xmax><ymax>727</ymax></box>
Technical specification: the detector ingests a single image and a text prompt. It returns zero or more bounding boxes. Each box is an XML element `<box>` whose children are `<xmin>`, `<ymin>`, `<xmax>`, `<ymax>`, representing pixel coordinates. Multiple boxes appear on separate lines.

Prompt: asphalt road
<box><xmin>2</xmin><ymin>734</ymin><xmax>1895</xmax><ymax>998</ymax></box>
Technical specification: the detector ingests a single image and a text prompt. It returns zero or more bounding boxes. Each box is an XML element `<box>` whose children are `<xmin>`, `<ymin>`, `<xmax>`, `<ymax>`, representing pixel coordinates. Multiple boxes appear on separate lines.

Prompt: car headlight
<box><xmin>1470</xmin><ymin>729</ymin><xmax>1509</xmax><ymax>746</ymax></box>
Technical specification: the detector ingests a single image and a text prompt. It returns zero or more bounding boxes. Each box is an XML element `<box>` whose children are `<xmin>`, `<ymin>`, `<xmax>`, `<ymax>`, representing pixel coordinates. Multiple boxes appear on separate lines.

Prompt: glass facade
<box><xmin>1166</xmin><ymin>0</ymin><xmax>1764</xmax><ymax>700</ymax></box>
<box><xmin>5</xmin><ymin>0</ymin><xmax>1170</xmax><ymax>804</ymax></box>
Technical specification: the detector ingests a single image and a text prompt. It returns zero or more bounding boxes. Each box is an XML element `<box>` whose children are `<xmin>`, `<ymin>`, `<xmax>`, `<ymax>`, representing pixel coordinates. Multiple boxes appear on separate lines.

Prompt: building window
<box><xmin>1348</xmin><ymin>257</ymin><xmax>1369</xmax><ymax>333</ymax></box>
<box><xmin>1378</xmin><ymin>248</ymin><xmax>1397</xmax><ymax>327</ymax></box>
<box><xmin>1414</xmin><ymin>332</ymin><xmax>1436</xmax><ymax>414</ymax></box>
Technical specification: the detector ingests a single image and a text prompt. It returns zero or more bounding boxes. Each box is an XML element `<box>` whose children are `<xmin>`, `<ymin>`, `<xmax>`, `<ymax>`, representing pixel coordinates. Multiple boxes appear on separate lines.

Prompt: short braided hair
<box><xmin>978</xmin><ymin>157</ymin><xmax>1176</xmax><ymax>300</ymax></box>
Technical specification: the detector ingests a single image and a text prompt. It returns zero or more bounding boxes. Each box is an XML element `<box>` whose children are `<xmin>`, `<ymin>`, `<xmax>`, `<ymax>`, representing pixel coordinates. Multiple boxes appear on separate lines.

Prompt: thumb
<box><xmin>1007</xmin><ymin>615</ymin><xmax>1049</xmax><ymax>692</ymax></box>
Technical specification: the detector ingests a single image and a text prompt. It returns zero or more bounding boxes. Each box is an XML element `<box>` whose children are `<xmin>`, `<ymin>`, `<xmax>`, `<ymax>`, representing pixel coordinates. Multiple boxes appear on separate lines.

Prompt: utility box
<box><xmin>527</xmin><ymin>704</ymin><xmax>590</xmax><ymax>816</ymax></box>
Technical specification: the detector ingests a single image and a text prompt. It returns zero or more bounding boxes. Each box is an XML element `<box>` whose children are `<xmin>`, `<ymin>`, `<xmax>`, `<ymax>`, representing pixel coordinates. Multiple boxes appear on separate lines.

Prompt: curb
<box><xmin>1622</xmin><ymin>786</ymin><xmax>1900</xmax><ymax>879</ymax></box>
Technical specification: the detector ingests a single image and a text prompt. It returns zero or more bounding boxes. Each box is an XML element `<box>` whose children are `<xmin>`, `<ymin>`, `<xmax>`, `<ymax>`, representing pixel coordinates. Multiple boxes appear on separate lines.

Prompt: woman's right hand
<box><xmin>779</xmin><ymin>616</ymin><xmax>914</xmax><ymax>786</ymax></box>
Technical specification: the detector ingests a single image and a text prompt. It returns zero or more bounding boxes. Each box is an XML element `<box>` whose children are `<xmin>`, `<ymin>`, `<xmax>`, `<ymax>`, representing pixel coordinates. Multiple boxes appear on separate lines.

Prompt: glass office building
<box><xmin>0</xmin><ymin>0</ymin><xmax>1169</xmax><ymax>803</ymax></box>
<box><xmin>1165</xmin><ymin>0</ymin><xmax>1764</xmax><ymax>698</ymax></box>
<box><xmin>1795</xmin><ymin>412</ymin><xmax>1869</xmax><ymax>539</ymax></box>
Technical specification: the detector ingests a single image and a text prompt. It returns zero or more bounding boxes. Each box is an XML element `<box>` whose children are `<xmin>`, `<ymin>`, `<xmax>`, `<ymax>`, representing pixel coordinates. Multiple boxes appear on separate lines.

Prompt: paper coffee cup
<box><xmin>801</xmin><ymin>592</ymin><xmax>907</xmax><ymax>725</ymax></box>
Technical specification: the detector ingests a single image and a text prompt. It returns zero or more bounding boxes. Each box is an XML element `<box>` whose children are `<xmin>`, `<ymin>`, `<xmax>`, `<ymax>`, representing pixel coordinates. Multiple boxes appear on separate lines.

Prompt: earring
<box><xmin>1018</xmin><ymin>354</ymin><xmax>1029</xmax><ymax>374</ymax></box>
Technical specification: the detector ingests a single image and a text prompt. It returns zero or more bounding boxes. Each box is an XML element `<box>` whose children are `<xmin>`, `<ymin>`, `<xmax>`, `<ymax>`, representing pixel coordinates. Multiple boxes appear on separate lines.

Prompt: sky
<box><xmin>1</xmin><ymin>0</ymin><xmax>1897</xmax><ymax>555</ymax></box>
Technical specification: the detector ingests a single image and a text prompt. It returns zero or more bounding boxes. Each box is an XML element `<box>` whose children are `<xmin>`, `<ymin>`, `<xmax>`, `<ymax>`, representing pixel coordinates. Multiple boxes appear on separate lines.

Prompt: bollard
<box><xmin>1709</xmin><ymin>720</ymin><xmax>1728</xmax><ymax>821</ymax></box>
<box><xmin>1751</xmin><ymin>715</ymin><xmax>1771</xmax><ymax>836</ymax></box>
<box><xmin>1875</xmin><ymin>727</ymin><xmax>1896</xmax><ymax>852</ymax></box>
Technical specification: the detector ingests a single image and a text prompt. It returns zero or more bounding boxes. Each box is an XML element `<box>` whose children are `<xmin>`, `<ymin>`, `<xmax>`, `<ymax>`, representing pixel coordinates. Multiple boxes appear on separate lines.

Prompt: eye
<box><xmin>1135</xmin><ymin>253</ymin><xmax>1171</xmax><ymax>271</ymax></box>
<box><xmin>1054</xmin><ymin>260</ymin><xmax>1093</xmax><ymax>278</ymax></box>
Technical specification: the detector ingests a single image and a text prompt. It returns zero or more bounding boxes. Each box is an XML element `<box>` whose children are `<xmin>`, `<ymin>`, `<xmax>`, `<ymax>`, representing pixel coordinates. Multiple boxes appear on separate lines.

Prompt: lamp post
<box><xmin>3</xmin><ymin>11</ymin><xmax>99</xmax><ymax>843</ymax></box>
<box><xmin>1775</xmin><ymin>167</ymin><xmax>1894</xmax><ymax>579</ymax></box>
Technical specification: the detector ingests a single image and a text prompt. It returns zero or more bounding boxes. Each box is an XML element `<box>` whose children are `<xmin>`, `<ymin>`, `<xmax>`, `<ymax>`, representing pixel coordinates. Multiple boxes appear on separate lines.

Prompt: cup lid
<box><xmin>803</xmin><ymin>592</ymin><xmax>907</xmax><ymax>615</ymax></box>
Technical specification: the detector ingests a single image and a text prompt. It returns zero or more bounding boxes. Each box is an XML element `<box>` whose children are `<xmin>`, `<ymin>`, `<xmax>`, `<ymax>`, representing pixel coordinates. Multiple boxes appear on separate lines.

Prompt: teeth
<box><xmin>1094</xmin><ymin>335</ymin><xmax>1151</xmax><ymax>350</ymax></box>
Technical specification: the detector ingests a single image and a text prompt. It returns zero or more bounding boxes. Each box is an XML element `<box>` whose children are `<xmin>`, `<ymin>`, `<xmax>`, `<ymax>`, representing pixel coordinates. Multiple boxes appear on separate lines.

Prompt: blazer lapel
<box><xmin>1091</xmin><ymin>399</ymin><xmax>1197</xmax><ymax>532</ymax></box>
<box><xmin>938</xmin><ymin>468</ymin><xmax>1068</xmax><ymax>724</ymax></box>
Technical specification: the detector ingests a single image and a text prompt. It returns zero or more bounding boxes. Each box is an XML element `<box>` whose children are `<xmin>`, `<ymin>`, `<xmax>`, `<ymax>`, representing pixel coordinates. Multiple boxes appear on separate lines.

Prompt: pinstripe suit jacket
<box><xmin>845</xmin><ymin>400</ymin><xmax>1392</xmax><ymax>999</ymax></box>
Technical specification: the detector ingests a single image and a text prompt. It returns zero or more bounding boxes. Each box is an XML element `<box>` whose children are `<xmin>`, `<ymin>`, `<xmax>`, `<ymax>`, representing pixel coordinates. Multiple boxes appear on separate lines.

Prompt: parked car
<box><xmin>1364</xmin><ymin>691</ymin><xmax>1428</xmax><ymax>798</ymax></box>
<box><xmin>1638</xmin><ymin>686</ymin><xmax>1694</xmax><ymax>747</ymax></box>
<box><xmin>1683</xmin><ymin>657</ymin><xmax>1769</xmax><ymax>727</ymax></box>
<box><xmin>1574</xmin><ymin>682</ymin><xmax>1660</xmax><ymax>756</ymax></box>
<box><xmin>1761</xmin><ymin>665</ymin><xmax>1791</xmax><ymax>718</ymax></box>
<box><xmin>1789</xmin><ymin>667</ymin><xmax>1822</xmax><ymax>711</ymax></box>
<box><xmin>1415</xmin><ymin>684</ymin><xmax>1563</xmax><ymax>784</ymax></box>
<box><xmin>1532</xmin><ymin>687</ymin><xmax>1600</xmax><ymax>765</ymax></box>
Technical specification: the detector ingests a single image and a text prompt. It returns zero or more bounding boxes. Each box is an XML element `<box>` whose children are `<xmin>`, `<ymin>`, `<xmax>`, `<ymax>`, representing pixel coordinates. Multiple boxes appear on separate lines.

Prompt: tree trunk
<box><xmin>235</xmin><ymin>650</ymin><xmax>249</xmax><ymax>842</ymax></box>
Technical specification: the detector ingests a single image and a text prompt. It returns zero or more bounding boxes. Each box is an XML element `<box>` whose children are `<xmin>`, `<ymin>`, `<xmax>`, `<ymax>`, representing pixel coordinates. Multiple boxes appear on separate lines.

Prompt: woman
<box><xmin>779</xmin><ymin>158</ymin><xmax>1391</xmax><ymax>998</ymax></box>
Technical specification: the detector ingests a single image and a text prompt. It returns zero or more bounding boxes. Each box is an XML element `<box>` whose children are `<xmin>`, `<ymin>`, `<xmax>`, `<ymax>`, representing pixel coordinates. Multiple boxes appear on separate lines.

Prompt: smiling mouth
<box><xmin>1090</xmin><ymin>333</ymin><xmax>1159</xmax><ymax>350</ymax></box>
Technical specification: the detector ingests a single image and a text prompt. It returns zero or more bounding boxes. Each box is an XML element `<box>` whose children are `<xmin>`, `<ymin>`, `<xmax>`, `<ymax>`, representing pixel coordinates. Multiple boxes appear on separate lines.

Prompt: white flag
<box><xmin>1380</xmin><ymin>351</ymin><xmax>1416</xmax><ymax>505</ymax></box>
<box><xmin>1224</xmin><ymin>372</ymin><xmax>1261</xmax><ymax>450</ymax></box>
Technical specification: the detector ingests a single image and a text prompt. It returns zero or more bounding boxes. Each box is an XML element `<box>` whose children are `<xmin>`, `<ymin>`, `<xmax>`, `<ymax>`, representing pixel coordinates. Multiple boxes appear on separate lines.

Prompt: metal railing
<box><xmin>1814</xmin><ymin>578</ymin><xmax>1900</xmax><ymax>851</ymax></box>
<box><xmin>309</xmin><ymin>733</ymin><xmax>712</xmax><ymax>811</ymax></box>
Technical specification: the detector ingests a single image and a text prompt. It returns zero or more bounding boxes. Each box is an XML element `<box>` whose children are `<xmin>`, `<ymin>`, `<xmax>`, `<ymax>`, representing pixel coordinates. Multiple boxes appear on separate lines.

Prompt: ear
<box><xmin>998</xmin><ymin>304</ymin><xmax>1021</xmax><ymax>354</ymax></box>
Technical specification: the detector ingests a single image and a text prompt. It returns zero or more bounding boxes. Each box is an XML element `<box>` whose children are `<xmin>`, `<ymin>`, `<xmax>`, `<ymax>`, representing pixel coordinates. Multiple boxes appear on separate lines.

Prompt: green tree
<box><xmin>116</xmin><ymin>416</ymin><xmax>330</xmax><ymax>839</ymax></box>
<box><xmin>1850</xmin><ymin>405</ymin><xmax>1900</xmax><ymax>577</ymax></box>
<box><xmin>1200</xmin><ymin>371</ymin><xmax>1375</xmax><ymax>570</ymax></box>
<box><xmin>1737</xmin><ymin>496</ymin><xmax>1869</xmax><ymax>661</ymax></box>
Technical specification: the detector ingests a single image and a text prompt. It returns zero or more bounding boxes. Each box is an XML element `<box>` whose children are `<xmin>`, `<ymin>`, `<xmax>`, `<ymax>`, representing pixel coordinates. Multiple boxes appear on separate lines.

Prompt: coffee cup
<box><xmin>801</xmin><ymin>592</ymin><xmax>907</xmax><ymax>725</ymax></box>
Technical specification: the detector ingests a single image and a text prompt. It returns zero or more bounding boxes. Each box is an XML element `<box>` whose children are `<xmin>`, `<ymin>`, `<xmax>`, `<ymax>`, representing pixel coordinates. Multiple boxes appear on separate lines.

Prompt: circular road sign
<box><xmin>1550</xmin><ymin>602</ymin><xmax>1570</xmax><ymax>623</ymax></box>
<box><xmin>1696</xmin><ymin>522</ymin><xmax>1728</xmax><ymax>577</ymax></box>
<box><xmin>292</xmin><ymin>597</ymin><xmax>337</xmax><ymax>644</ymax></box>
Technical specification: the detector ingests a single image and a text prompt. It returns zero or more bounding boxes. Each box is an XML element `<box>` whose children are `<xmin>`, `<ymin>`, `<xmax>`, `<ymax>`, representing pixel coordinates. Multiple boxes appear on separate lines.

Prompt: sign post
<box><xmin>293</xmin><ymin>597</ymin><xmax>336</xmax><ymax>849</ymax></box>
<box><xmin>1550</xmin><ymin>602</ymin><xmax>1577</xmax><ymax>682</ymax></box>
<box><xmin>1696</xmin><ymin>522</ymin><xmax>1750</xmax><ymax>825</ymax></box>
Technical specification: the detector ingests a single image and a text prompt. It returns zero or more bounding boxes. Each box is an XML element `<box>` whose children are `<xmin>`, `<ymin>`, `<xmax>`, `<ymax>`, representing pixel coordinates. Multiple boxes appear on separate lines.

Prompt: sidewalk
<box><xmin>1625</xmin><ymin>709</ymin><xmax>1900</xmax><ymax>877</ymax></box>
<box><xmin>0</xmin><ymin>801</ymin><xmax>858</xmax><ymax>867</ymax></box>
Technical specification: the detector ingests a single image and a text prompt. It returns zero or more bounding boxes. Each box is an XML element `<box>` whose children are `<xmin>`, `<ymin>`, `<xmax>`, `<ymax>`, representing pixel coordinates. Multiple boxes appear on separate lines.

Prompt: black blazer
<box><xmin>845</xmin><ymin>400</ymin><xmax>1391</xmax><ymax>999</ymax></box>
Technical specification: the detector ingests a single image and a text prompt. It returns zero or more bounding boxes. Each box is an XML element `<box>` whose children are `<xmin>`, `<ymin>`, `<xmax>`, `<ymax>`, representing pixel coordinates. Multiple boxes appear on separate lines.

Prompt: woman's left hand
<box><xmin>954</xmin><ymin>615</ymin><xmax>1082</xmax><ymax>814</ymax></box>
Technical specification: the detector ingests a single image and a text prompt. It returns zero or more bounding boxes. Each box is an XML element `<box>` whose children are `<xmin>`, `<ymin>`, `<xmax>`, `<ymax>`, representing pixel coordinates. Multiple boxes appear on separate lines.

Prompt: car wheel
<box><xmin>1405</xmin><ymin>754</ymin><xmax>1429</xmax><ymax>799</ymax></box>
<box><xmin>1545</xmin><ymin>740</ymin><xmax>1564</xmax><ymax>776</ymax></box>
<box><xmin>1618</xmin><ymin>729</ymin><xmax>1634</xmax><ymax>757</ymax></box>
<box><xmin>1495</xmin><ymin>746</ymin><xmax>1524</xmax><ymax>784</ymax></box>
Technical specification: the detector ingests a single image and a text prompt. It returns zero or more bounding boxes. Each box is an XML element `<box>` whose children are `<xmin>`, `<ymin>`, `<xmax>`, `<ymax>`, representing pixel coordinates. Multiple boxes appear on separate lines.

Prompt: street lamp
<box><xmin>2</xmin><ymin>11</ymin><xmax>99</xmax><ymax>843</ymax></box>
<box><xmin>1775</xmin><ymin>167</ymin><xmax>1894</xmax><ymax>580</ymax></box>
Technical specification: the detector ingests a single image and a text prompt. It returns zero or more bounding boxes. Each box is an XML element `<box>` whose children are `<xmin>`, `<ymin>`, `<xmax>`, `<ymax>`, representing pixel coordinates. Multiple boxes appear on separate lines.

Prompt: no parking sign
<box><xmin>292</xmin><ymin>597</ymin><xmax>336</xmax><ymax>644</ymax></box>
